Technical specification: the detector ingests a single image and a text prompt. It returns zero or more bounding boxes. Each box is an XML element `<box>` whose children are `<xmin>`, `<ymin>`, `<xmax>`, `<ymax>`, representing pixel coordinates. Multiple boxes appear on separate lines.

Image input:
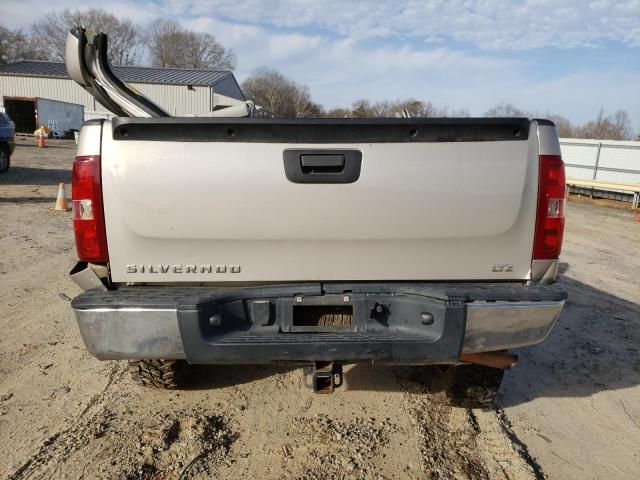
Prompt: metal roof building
<box><xmin>0</xmin><ymin>60</ymin><xmax>246</xmax><ymax>119</ymax></box>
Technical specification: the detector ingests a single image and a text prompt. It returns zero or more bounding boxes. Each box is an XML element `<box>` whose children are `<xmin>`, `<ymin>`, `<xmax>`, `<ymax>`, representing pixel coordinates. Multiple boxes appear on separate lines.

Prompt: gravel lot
<box><xmin>1</xmin><ymin>138</ymin><xmax>639</xmax><ymax>479</ymax></box>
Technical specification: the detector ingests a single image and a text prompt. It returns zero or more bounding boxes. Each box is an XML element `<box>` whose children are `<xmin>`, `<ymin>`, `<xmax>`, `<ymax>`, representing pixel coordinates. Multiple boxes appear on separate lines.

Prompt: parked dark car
<box><xmin>0</xmin><ymin>112</ymin><xmax>16</xmax><ymax>173</ymax></box>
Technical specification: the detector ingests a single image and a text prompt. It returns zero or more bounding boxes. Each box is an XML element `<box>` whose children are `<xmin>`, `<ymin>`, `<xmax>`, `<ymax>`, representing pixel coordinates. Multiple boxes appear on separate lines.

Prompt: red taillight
<box><xmin>72</xmin><ymin>155</ymin><xmax>109</xmax><ymax>262</ymax></box>
<box><xmin>533</xmin><ymin>155</ymin><xmax>566</xmax><ymax>260</ymax></box>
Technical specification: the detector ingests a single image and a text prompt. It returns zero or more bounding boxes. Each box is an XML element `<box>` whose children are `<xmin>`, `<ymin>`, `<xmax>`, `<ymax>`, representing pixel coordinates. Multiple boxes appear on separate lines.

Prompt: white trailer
<box><xmin>36</xmin><ymin>97</ymin><xmax>84</xmax><ymax>135</ymax></box>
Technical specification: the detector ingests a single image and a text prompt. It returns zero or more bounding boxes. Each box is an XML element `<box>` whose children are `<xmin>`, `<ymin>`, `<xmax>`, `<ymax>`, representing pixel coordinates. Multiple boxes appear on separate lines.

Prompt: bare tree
<box><xmin>0</xmin><ymin>24</ymin><xmax>47</xmax><ymax>64</ymax></box>
<box><xmin>325</xmin><ymin>107</ymin><xmax>352</xmax><ymax>118</ymax></box>
<box><xmin>350</xmin><ymin>99</ymin><xmax>373</xmax><ymax>117</ymax></box>
<box><xmin>390</xmin><ymin>99</ymin><xmax>469</xmax><ymax>117</ymax></box>
<box><xmin>393</xmin><ymin>99</ymin><xmax>439</xmax><ymax>117</ymax></box>
<box><xmin>611</xmin><ymin>110</ymin><xmax>632</xmax><ymax>140</ymax></box>
<box><xmin>548</xmin><ymin>114</ymin><xmax>574</xmax><ymax>138</ymax></box>
<box><xmin>31</xmin><ymin>9</ymin><xmax>144</xmax><ymax>65</ymax></box>
<box><xmin>328</xmin><ymin>98</ymin><xmax>462</xmax><ymax>118</ymax></box>
<box><xmin>242</xmin><ymin>67</ymin><xmax>321</xmax><ymax>117</ymax></box>
<box><xmin>485</xmin><ymin>104</ymin><xmax>634</xmax><ymax>140</ymax></box>
<box><xmin>575</xmin><ymin>108</ymin><xmax>632</xmax><ymax>140</ymax></box>
<box><xmin>290</xmin><ymin>83</ymin><xmax>322</xmax><ymax>118</ymax></box>
<box><xmin>145</xmin><ymin>20</ymin><xmax>183</xmax><ymax>68</ymax></box>
<box><xmin>146</xmin><ymin>20</ymin><xmax>236</xmax><ymax>70</ymax></box>
<box><xmin>484</xmin><ymin>102</ymin><xmax>531</xmax><ymax>118</ymax></box>
<box><xmin>182</xmin><ymin>31</ymin><xmax>236</xmax><ymax>70</ymax></box>
<box><xmin>331</xmin><ymin>98</ymin><xmax>636</xmax><ymax>139</ymax></box>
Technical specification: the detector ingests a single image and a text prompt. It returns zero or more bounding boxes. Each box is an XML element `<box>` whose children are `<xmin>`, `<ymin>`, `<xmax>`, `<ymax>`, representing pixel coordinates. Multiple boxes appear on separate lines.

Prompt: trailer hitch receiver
<box><xmin>303</xmin><ymin>362</ymin><xmax>344</xmax><ymax>394</ymax></box>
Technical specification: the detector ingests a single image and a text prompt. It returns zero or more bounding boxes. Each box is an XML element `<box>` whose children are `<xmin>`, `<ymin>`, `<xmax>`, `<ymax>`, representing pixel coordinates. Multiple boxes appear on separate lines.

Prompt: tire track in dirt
<box><xmin>7</xmin><ymin>361</ymin><xmax>239</xmax><ymax>480</ymax></box>
<box><xmin>7</xmin><ymin>363</ymin><xmax>125</xmax><ymax>480</ymax></box>
<box><xmin>397</xmin><ymin>370</ymin><xmax>491</xmax><ymax>480</ymax></box>
<box><xmin>495</xmin><ymin>408</ymin><xmax>546</xmax><ymax>480</ymax></box>
<box><xmin>396</xmin><ymin>368</ymin><xmax>541</xmax><ymax>480</ymax></box>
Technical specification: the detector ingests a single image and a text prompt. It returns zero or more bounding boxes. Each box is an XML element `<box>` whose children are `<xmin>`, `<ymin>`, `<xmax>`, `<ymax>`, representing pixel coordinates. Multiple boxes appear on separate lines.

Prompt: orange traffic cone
<box><xmin>51</xmin><ymin>183</ymin><xmax>71</xmax><ymax>211</ymax></box>
<box><xmin>37</xmin><ymin>130</ymin><xmax>46</xmax><ymax>148</ymax></box>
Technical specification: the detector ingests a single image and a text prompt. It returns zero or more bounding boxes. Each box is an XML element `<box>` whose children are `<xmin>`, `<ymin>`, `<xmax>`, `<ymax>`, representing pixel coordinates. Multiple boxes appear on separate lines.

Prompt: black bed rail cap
<box><xmin>111</xmin><ymin>116</ymin><xmax>531</xmax><ymax>143</ymax></box>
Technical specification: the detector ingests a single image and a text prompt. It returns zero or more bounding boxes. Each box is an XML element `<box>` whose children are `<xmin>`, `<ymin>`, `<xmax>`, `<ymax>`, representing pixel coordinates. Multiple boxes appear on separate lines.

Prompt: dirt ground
<box><xmin>1</xmin><ymin>138</ymin><xmax>639</xmax><ymax>480</ymax></box>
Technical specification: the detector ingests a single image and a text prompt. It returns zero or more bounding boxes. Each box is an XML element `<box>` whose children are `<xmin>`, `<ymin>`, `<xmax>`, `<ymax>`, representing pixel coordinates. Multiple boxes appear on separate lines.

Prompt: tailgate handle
<box><xmin>283</xmin><ymin>149</ymin><xmax>362</xmax><ymax>184</ymax></box>
<box><xmin>300</xmin><ymin>154</ymin><xmax>345</xmax><ymax>173</ymax></box>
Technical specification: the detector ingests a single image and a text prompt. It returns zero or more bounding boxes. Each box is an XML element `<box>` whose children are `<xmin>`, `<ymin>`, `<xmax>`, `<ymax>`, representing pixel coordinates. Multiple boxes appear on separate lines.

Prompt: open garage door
<box><xmin>3</xmin><ymin>97</ymin><xmax>36</xmax><ymax>133</ymax></box>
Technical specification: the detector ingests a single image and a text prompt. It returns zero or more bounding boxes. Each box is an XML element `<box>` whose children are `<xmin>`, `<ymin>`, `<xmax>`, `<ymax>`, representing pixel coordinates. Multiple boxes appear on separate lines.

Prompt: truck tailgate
<box><xmin>100</xmin><ymin>118</ymin><xmax>540</xmax><ymax>283</ymax></box>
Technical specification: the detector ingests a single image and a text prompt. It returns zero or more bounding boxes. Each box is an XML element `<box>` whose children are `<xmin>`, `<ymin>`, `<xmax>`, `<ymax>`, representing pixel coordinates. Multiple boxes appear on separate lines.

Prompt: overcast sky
<box><xmin>2</xmin><ymin>0</ymin><xmax>639</xmax><ymax>130</ymax></box>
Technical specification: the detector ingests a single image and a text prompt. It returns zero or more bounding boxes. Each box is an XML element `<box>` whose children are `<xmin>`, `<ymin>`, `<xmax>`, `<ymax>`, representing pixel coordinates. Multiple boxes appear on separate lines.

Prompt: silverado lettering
<box><xmin>125</xmin><ymin>264</ymin><xmax>241</xmax><ymax>274</ymax></box>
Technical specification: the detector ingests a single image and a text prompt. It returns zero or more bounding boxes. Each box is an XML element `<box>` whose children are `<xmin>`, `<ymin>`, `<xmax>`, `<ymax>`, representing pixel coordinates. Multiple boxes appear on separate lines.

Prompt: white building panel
<box><xmin>560</xmin><ymin>138</ymin><xmax>640</xmax><ymax>184</ymax></box>
<box><xmin>0</xmin><ymin>75</ymin><xmax>243</xmax><ymax>119</ymax></box>
<box><xmin>0</xmin><ymin>77</ymin><xmax>98</xmax><ymax>109</ymax></box>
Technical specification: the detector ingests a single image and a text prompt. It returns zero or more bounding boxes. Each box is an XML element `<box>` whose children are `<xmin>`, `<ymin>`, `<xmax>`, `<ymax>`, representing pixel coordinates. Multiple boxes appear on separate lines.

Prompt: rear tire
<box><xmin>429</xmin><ymin>364</ymin><xmax>504</xmax><ymax>409</ymax></box>
<box><xmin>0</xmin><ymin>144</ymin><xmax>10</xmax><ymax>174</ymax></box>
<box><xmin>128</xmin><ymin>359</ymin><xmax>189</xmax><ymax>389</ymax></box>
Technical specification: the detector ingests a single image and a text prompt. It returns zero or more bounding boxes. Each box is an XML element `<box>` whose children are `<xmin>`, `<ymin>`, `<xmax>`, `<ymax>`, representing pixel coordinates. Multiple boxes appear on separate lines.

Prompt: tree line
<box><xmin>0</xmin><ymin>9</ymin><xmax>235</xmax><ymax>70</ymax></box>
<box><xmin>484</xmin><ymin>103</ymin><xmax>633</xmax><ymax>141</ymax></box>
<box><xmin>243</xmin><ymin>69</ymin><xmax>634</xmax><ymax>140</ymax></box>
<box><xmin>0</xmin><ymin>9</ymin><xmax>634</xmax><ymax>140</ymax></box>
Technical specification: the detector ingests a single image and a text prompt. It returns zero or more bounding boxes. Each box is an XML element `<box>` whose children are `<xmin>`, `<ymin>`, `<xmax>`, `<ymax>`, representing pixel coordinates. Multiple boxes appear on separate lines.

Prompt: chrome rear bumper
<box><xmin>71</xmin><ymin>283</ymin><xmax>566</xmax><ymax>363</ymax></box>
<box><xmin>463</xmin><ymin>300</ymin><xmax>563</xmax><ymax>353</ymax></box>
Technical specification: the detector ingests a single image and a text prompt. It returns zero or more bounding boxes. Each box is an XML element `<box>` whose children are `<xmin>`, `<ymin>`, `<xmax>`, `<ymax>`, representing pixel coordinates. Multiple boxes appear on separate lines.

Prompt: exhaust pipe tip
<box><xmin>69</xmin><ymin>262</ymin><xmax>108</xmax><ymax>291</ymax></box>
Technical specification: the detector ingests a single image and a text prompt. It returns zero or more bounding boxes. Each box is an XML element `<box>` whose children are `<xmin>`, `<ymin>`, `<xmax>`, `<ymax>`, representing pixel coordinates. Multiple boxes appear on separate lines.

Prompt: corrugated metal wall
<box><xmin>0</xmin><ymin>77</ymin><xmax>99</xmax><ymax>109</ymax></box>
<box><xmin>0</xmin><ymin>76</ymin><xmax>243</xmax><ymax>117</ymax></box>
<box><xmin>133</xmin><ymin>83</ymin><xmax>210</xmax><ymax>115</ymax></box>
<box><xmin>561</xmin><ymin>138</ymin><xmax>640</xmax><ymax>184</ymax></box>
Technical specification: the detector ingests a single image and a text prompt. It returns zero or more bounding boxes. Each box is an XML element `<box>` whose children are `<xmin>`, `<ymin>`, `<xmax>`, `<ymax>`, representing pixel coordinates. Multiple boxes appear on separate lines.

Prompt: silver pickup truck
<box><xmin>66</xmin><ymin>28</ymin><xmax>567</xmax><ymax>407</ymax></box>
